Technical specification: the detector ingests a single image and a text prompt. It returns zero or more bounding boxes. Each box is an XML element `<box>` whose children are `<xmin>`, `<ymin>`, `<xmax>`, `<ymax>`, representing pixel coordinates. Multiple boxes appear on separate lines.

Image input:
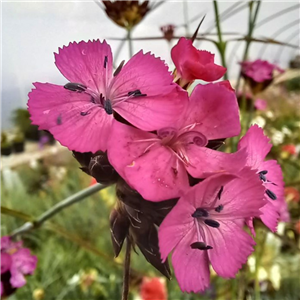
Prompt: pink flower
<box><xmin>240</xmin><ymin>59</ymin><xmax>284</xmax><ymax>83</ymax></box>
<box><xmin>1</xmin><ymin>236</ymin><xmax>37</xmax><ymax>297</ymax></box>
<box><xmin>254</xmin><ymin>98</ymin><xmax>267</xmax><ymax>111</ymax></box>
<box><xmin>238</xmin><ymin>125</ymin><xmax>287</xmax><ymax>230</ymax></box>
<box><xmin>171</xmin><ymin>38</ymin><xmax>226</xmax><ymax>87</ymax></box>
<box><xmin>158</xmin><ymin>171</ymin><xmax>265</xmax><ymax>292</ymax></box>
<box><xmin>28</xmin><ymin>40</ymin><xmax>187</xmax><ymax>153</ymax></box>
<box><xmin>108</xmin><ymin>81</ymin><xmax>242</xmax><ymax>201</ymax></box>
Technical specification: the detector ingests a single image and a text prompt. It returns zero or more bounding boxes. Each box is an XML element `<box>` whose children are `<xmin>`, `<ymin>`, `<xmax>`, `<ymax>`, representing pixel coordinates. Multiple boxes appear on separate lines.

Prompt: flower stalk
<box><xmin>11</xmin><ymin>183</ymin><xmax>105</xmax><ymax>237</ymax></box>
<box><xmin>121</xmin><ymin>238</ymin><xmax>132</xmax><ymax>300</ymax></box>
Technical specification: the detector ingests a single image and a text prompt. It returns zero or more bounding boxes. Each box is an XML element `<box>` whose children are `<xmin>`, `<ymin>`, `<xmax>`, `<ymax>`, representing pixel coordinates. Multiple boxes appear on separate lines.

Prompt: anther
<box><xmin>204</xmin><ymin>219</ymin><xmax>220</xmax><ymax>228</ymax></box>
<box><xmin>64</xmin><ymin>82</ymin><xmax>87</xmax><ymax>92</ymax></box>
<box><xmin>80</xmin><ymin>111</ymin><xmax>90</xmax><ymax>116</ymax></box>
<box><xmin>128</xmin><ymin>90</ymin><xmax>147</xmax><ymax>97</ymax></box>
<box><xmin>192</xmin><ymin>208</ymin><xmax>209</xmax><ymax>218</ymax></box>
<box><xmin>113</xmin><ymin>60</ymin><xmax>125</xmax><ymax>76</ymax></box>
<box><xmin>190</xmin><ymin>242</ymin><xmax>213</xmax><ymax>250</ymax></box>
<box><xmin>215</xmin><ymin>204</ymin><xmax>223</xmax><ymax>213</ymax></box>
<box><xmin>259</xmin><ymin>170</ymin><xmax>268</xmax><ymax>175</ymax></box>
<box><xmin>56</xmin><ymin>115</ymin><xmax>62</xmax><ymax>125</ymax></box>
<box><xmin>104</xmin><ymin>56</ymin><xmax>108</xmax><ymax>68</ymax></box>
<box><xmin>266</xmin><ymin>189</ymin><xmax>277</xmax><ymax>200</ymax></box>
<box><xmin>217</xmin><ymin>186</ymin><xmax>224</xmax><ymax>200</ymax></box>
<box><xmin>104</xmin><ymin>99</ymin><xmax>113</xmax><ymax>115</ymax></box>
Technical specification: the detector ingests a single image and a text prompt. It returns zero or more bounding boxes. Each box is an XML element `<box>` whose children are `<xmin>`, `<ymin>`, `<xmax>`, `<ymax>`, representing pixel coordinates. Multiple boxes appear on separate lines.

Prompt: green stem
<box><xmin>235</xmin><ymin>1</ymin><xmax>261</xmax><ymax>92</ymax></box>
<box><xmin>127</xmin><ymin>29</ymin><xmax>133</xmax><ymax>57</ymax></box>
<box><xmin>121</xmin><ymin>238</ymin><xmax>132</xmax><ymax>300</ymax></box>
<box><xmin>213</xmin><ymin>0</ymin><xmax>228</xmax><ymax>80</ymax></box>
<box><xmin>11</xmin><ymin>183</ymin><xmax>105</xmax><ymax>237</ymax></box>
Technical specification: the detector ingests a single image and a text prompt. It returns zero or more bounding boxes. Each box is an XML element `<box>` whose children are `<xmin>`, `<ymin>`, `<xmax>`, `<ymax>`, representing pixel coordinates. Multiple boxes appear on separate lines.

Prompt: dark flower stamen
<box><xmin>113</xmin><ymin>60</ymin><xmax>125</xmax><ymax>77</ymax></box>
<box><xmin>217</xmin><ymin>186</ymin><xmax>224</xmax><ymax>200</ymax></box>
<box><xmin>56</xmin><ymin>114</ymin><xmax>62</xmax><ymax>125</ymax></box>
<box><xmin>128</xmin><ymin>89</ymin><xmax>147</xmax><ymax>97</ymax></box>
<box><xmin>104</xmin><ymin>56</ymin><xmax>108</xmax><ymax>68</ymax></box>
<box><xmin>80</xmin><ymin>111</ymin><xmax>90</xmax><ymax>116</ymax></box>
<box><xmin>104</xmin><ymin>99</ymin><xmax>113</xmax><ymax>115</ymax></box>
<box><xmin>204</xmin><ymin>219</ymin><xmax>220</xmax><ymax>228</ymax></box>
<box><xmin>190</xmin><ymin>242</ymin><xmax>213</xmax><ymax>250</ymax></box>
<box><xmin>64</xmin><ymin>82</ymin><xmax>87</xmax><ymax>92</ymax></box>
<box><xmin>215</xmin><ymin>204</ymin><xmax>223</xmax><ymax>213</ymax></box>
<box><xmin>266</xmin><ymin>189</ymin><xmax>277</xmax><ymax>200</ymax></box>
<box><xmin>192</xmin><ymin>208</ymin><xmax>209</xmax><ymax>218</ymax></box>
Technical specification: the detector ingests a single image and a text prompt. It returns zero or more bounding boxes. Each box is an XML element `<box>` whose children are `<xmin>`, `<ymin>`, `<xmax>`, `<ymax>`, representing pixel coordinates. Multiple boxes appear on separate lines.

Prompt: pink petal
<box><xmin>114</xmin><ymin>85</ymin><xmax>188</xmax><ymax>131</ymax></box>
<box><xmin>12</xmin><ymin>249</ymin><xmax>37</xmax><ymax>275</ymax></box>
<box><xmin>185</xmin><ymin>146</ymin><xmax>247</xmax><ymax>179</ymax></box>
<box><xmin>259</xmin><ymin>202</ymin><xmax>279</xmax><ymax>232</ymax></box>
<box><xmin>171</xmin><ymin>228</ymin><xmax>211</xmax><ymax>292</ymax></box>
<box><xmin>124</xmin><ymin>145</ymin><xmax>189</xmax><ymax>201</ymax></box>
<box><xmin>205</xmin><ymin>221</ymin><xmax>255</xmax><ymax>277</ymax></box>
<box><xmin>54</xmin><ymin>40</ymin><xmax>113</xmax><ymax>94</ymax></box>
<box><xmin>182</xmin><ymin>82</ymin><xmax>240</xmax><ymax>140</ymax></box>
<box><xmin>110</xmin><ymin>50</ymin><xmax>188</xmax><ymax>131</ymax></box>
<box><xmin>159</xmin><ymin>199</ymin><xmax>195</xmax><ymax>261</ymax></box>
<box><xmin>261</xmin><ymin>160</ymin><xmax>288</xmax><ymax>223</ymax></box>
<box><xmin>1</xmin><ymin>253</ymin><xmax>12</xmax><ymax>274</ymax></box>
<box><xmin>107</xmin><ymin>122</ymin><xmax>189</xmax><ymax>201</ymax></box>
<box><xmin>28</xmin><ymin>83</ymin><xmax>113</xmax><ymax>152</ymax></box>
<box><xmin>171</xmin><ymin>38</ymin><xmax>226</xmax><ymax>82</ymax></box>
<box><xmin>9</xmin><ymin>266</ymin><xmax>26</xmax><ymax>288</ymax></box>
<box><xmin>238</xmin><ymin>125</ymin><xmax>272</xmax><ymax>169</ymax></box>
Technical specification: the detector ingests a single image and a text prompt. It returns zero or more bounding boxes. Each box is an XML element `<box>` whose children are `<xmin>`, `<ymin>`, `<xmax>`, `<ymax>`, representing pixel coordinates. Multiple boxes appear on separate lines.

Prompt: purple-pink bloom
<box><xmin>238</xmin><ymin>125</ymin><xmax>287</xmax><ymax>231</ymax></box>
<box><xmin>158</xmin><ymin>170</ymin><xmax>265</xmax><ymax>292</ymax></box>
<box><xmin>171</xmin><ymin>37</ymin><xmax>226</xmax><ymax>86</ymax></box>
<box><xmin>28</xmin><ymin>40</ymin><xmax>187</xmax><ymax>153</ymax></box>
<box><xmin>254</xmin><ymin>98</ymin><xmax>267</xmax><ymax>111</ymax></box>
<box><xmin>108</xmin><ymin>81</ymin><xmax>243</xmax><ymax>201</ymax></box>
<box><xmin>240</xmin><ymin>59</ymin><xmax>284</xmax><ymax>83</ymax></box>
<box><xmin>1</xmin><ymin>236</ymin><xmax>37</xmax><ymax>296</ymax></box>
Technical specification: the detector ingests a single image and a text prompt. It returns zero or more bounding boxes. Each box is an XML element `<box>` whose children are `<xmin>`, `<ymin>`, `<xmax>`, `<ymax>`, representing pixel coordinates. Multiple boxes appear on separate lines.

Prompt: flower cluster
<box><xmin>1</xmin><ymin>236</ymin><xmax>37</xmax><ymax>297</ymax></box>
<box><xmin>27</xmin><ymin>37</ymin><xmax>287</xmax><ymax>293</ymax></box>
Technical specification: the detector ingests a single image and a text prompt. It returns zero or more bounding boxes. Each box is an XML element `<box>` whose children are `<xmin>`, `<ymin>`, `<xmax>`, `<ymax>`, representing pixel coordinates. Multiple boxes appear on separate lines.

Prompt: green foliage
<box><xmin>284</xmin><ymin>76</ymin><xmax>300</xmax><ymax>92</ymax></box>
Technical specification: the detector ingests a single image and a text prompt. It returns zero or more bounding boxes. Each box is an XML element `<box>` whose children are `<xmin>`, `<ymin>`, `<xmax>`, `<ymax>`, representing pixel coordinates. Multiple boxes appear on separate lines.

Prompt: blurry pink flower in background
<box><xmin>1</xmin><ymin>236</ymin><xmax>37</xmax><ymax>298</ymax></box>
<box><xmin>240</xmin><ymin>59</ymin><xmax>284</xmax><ymax>94</ymax></box>
<box><xmin>240</xmin><ymin>59</ymin><xmax>284</xmax><ymax>83</ymax></box>
<box><xmin>238</xmin><ymin>125</ymin><xmax>287</xmax><ymax>230</ymax></box>
<box><xmin>171</xmin><ymin>37</ymin><xmax>226</xmax><ymax>87</ymax></box>
<box><xmin>159</xmin><ymin>171</ymin><xmax>265</xmax><ymax>292</ymax></box>
<box><xmin>254</xmin><ymin>98</ymin><xmax>267</xmax><ymax>111</ymax></box>
<box><xmin>28</xmin><ymin>40</ymin><xmax>187</xmax><ymax>153</ymax></box>
<box><xmin>140</xmin><ymin>277</ymin><xmax>167</xmax><ymax>300</ymax></box>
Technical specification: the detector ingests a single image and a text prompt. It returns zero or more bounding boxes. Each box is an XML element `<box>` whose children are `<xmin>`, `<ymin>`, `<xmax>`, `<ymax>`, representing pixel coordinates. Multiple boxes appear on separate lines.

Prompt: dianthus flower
<box><xmin>108</xmin><ymin>81</ymin><xmax>243</xmax><ymax>201</ymax></box>
<box><xmin>28</xmin><ymin>40</ymin><xmax>187</xmax><ymax>153</ymax></box>
<box><xmin>171</xmin><ymin>37</ymin><xmax>226</xmax><ymax>87</ymax></box>
<box><xmin>1</xmin><ymin>236</ymin><xmax>37</xmax><ymax>297</ymax></box>
<box><xmin>240</xmin><ymin>59</ymin><xmax>284</xmax><ymax>94</ymax></box>
<box><xmin>237</xmin><ymin>125</ymin><xmax>287</xmax><ymax>230</ymax></box>
<box><xmin>158</xmin><ymin>170</ymin><xmax>265</xmax><ymax>292</ymax></box>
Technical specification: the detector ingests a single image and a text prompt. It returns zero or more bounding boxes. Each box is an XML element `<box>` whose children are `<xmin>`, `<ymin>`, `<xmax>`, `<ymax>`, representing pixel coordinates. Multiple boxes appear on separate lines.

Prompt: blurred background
<box><xmin>1</xmin><ymin>1</ymin><xmax>300</xmax><ymax>299</ymax></box>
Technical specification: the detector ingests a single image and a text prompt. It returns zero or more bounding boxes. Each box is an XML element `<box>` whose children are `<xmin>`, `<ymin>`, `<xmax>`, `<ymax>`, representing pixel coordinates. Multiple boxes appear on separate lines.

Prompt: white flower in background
<box><xmin>265</xmin><ymin>110</ymin><xmax>275</xmax><ymax>119</ymax></box>
<box><xmin>271</xmin><ymin>129</ymin><xmax>284</xmax><ymax>146</ymax></box>
<box><xmin>251</xmin><ymin>116</ymin><xmax>266</xmax><ymax>128</ymax></box>
<box><xmin>270</xmin><ymin>264</ymin><xmax>281</xmax><ymax>289</ymax></box>
<box><xmin>281</xmin><ymin>126</ymin><xmax>292</xmax><ymax>136</ymax></box>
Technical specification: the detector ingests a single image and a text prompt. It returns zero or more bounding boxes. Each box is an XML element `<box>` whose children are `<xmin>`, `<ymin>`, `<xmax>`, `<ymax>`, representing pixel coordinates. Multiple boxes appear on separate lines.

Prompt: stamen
<box><xmin>190</xmin><ymin>242</ymin><xmax>213</xmax><ymax>250</ymax></box>
<box><xmin>80</xmin><ymin>111</ymin><xmax>90</xmax><ymax>116</ymax></box>
<box><xmin>113</xmin><ymin>60</ymin><xmax>125</xmax><ymax>76</ymax></box>
<box><xmin>104</xmin><ymin>99</ymin><xmax>113</xmax><ymax>115</ymax></box>
<box><xmin>217</xmin><ymin>186</ymin><xmax>224</xmax><ymax>200</ymax></box>
<box><xmin>215</xmin><ymin>204</ymin><xmax>223</xmax><ymax>213</ymax></box>
<box><xmin>204</xmin><ymin>219</ymin><xmax>220</xmax><ymax>228</ymax></box>
<box><xmin>259</xmin><ymin>170</ymin><xmax>268</xmax><ymax>175</ymax></box>
<box><xmin>128</xmin><ymin>90</ymin><xmax>147</xmax><ymax>97</ymax></box>
<box><xmin>56</xmin><ymin>114</ymin><xmax>62</xmax><ymax>125</ymax></box>
<box><xmin>104</xmin><ymin>56</ymin><xmax>108</xmax><ymax>68</ymax></box>
<box><xmin>192</xmin><ymin>208</ymin><xmax>209</xmax><ymax>218</ymax></box>
<box><xmin>266</xmin><ymin>189</ymin><xmax>277</xmax><ymax>200</ymax></box>
<box><xmin>64</xmin><ymin>82</ymin><xmax>87</xmax><ymax>92</ymax></box>
<box><xmin>259</xmin><ymin>173</ymin><xmax>267</xmax><ymax>182</ymax></box>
